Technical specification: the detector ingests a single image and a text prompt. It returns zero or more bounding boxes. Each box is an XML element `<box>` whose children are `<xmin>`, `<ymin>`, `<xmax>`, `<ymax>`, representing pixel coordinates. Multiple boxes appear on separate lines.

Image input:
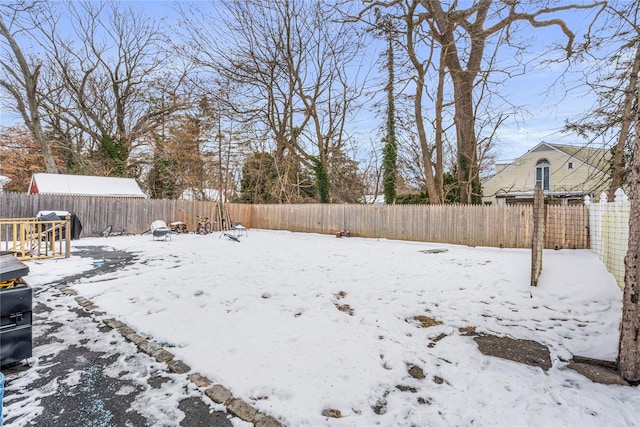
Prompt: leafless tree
<box><xmin>181</xmin><ymin>0</ymin><xmax>367</xmax><ymax>203</ymax></box>
<box><xmin>567</xmin><ymin>1</ymin><xmax>638</xmax><ymax>202</ymax></box>
<box><xmin>388</xmin><ymin>0</ymin><xmax>447</xmax><ymax>203</ymax></box>
<box><xmin>363</xmin><ymin>0</ymin><xmax>606</xmax><ymax>203</ymax></box>
<box><xmin>560</xmin><ymin>1</ymin><xmax>639</xmax><ymax>380</ymax></box>
<box><xmin>601</xmin><ymin>0</ymin><xmax>640</xmax><ymax>384</ymax></box>
<box><xmin>360</xmin><ymin>137</ymin><xmax>385</xmax><ymax>202</ymax></box>
<box><xmin>423</xmin><ymin>0</ymin><xmax>609</xmax><ymax>203</ymax></box>
<box><xmin>0</xmin><ymin>1</ymin><xmax>58</xmax><ymax>173</ymax></box>
<box><xmin>33</xmin><ymin>0</ymin><xmax>188</xmax><ymax>177</ymax></box>
<box><xmin>621</xmin><ymin>77</ymin><xmax>640</xmax><ymax>382</ymax></box>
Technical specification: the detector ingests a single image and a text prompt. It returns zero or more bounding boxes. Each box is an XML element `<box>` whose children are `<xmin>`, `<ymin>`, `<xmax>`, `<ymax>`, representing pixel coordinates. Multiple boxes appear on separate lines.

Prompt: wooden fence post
<box><xmin>65</xmin><ymin>215</ymin><xmax>71</xmax><ymax>258</ymax></box>
<box><xmin>531</xmin><ymin>184</ymin><xmax>545</xmax><ymax>286</ymax></box>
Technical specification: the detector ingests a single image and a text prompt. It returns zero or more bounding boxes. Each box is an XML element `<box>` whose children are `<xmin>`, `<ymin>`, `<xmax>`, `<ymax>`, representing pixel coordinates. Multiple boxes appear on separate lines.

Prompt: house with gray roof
<box><xmin>482</xmin><ymin>142</ymin><xmax>611</xmax><ymax>205</ymax></box>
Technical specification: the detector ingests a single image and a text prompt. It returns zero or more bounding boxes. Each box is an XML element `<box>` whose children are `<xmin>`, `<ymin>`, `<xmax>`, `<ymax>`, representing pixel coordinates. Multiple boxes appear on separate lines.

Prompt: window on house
<box><xmin>567</xmin><ymin>161</ymin><xmax>574</xmax><ymax>171</ymax></box>
<box><xmin>535</xmin><ymin>159</ymin><xmax>550</xmax><ymax>191</ymax></box>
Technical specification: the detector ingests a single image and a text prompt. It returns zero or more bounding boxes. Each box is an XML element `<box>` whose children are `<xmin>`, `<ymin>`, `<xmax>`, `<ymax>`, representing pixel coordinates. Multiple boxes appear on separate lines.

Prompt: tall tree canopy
<box><xmin>361</xmin><ymin>0</ymin><xmax>606</xmax><ymax>203</ymax></box>
<box><xmin>181</xmin><ymin>0</ymin><xmax>366</xmax><ymax>203</ymax></box>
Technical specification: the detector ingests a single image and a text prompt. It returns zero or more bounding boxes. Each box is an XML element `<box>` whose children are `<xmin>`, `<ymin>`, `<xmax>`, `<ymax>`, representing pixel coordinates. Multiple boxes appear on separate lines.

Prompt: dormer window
<box><xmin>535</xmin><ymin>159</ymin><xmax>550</xmax><ymax>191</ymax></box>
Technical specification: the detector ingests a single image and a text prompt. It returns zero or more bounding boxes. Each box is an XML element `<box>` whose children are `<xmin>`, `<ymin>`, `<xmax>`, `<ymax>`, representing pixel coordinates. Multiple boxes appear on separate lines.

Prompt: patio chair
<box><xmin>150</xmin><ymin>220</ymin><xmax>171</xmax><ymax>241</ymax></box>
<box><xmin>232</xmin><ymin>221</ymin><xmax>248</xmax><ymax>237</ymax></box>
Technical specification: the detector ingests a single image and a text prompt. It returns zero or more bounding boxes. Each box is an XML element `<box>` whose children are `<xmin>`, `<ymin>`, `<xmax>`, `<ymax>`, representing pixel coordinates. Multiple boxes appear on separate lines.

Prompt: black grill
<box><xmin>0</xmin><ymin>255</ymin><xmax>32</xmax><ymax>366</ymax></box>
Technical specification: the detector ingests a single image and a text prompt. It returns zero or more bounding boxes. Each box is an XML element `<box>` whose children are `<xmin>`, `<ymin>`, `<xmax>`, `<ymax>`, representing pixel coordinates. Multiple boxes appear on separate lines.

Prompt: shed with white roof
<box><xmin>28</xmin><ymin>173</ymin><xmax>146</xmax><ymax>199</ymax></box>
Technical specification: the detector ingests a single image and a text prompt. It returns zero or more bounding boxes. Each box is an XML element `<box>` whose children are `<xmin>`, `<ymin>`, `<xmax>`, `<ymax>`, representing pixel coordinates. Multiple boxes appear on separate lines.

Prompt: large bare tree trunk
<box><xmin>451</xmin><ymin>73</ymin><xmax>480</xmax><ymax>204</ymax></box>
<box><xmin>423</xmin><ymin>1</ymin><xmax>487</xmax><ymax>204</ymax></box>
<box><xmin>402</xmin><ymin>0</ymin><xmax>443</xmax><ymax>203</ymax></box>
<box><xmin>618</xmin><ymin>108</ymin><xmax>640</xmax><ymax>382</ymax></box>
<box><xmin>0</xmin><ymin>14</ymin><xmax>58</xmax><ymax>174</ymax></box>
<box><xmin>414</xmin><ymin>72</ymin><xmax>441</xmax><ymax>203</ymax></box>
<box><xmin>608</xmin><ymin>41</ymin><xmax>640</xmax><ymax>201</ymax></box>
<box><xmin>613</xmin><ymin>0</ymin><xmax>640</xmax><ymax>382</ymax></box>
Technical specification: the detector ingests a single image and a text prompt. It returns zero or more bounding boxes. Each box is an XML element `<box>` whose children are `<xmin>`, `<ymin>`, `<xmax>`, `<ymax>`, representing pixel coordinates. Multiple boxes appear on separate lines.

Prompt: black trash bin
<box><xmin>37</xmin><ymin>210</ymin><xmax>83</xmax><ymax>240</ymax></box>
<box><xmin>0</xmin><ymin>255</ymin><xmax>32</xmax><ymax>366</ymax></box>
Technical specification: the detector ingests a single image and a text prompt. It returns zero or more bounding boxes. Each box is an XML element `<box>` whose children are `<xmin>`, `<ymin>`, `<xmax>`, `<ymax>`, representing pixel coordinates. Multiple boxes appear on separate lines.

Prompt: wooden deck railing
<box><xmin>0</xmin><ymin>217</ymin><xmax>71</xmax><ymax>261</ymax></box>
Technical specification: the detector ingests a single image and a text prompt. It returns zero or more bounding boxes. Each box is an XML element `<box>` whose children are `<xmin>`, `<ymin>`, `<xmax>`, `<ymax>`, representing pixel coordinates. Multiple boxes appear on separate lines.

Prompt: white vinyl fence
<box><xmin>585</xmin><ymin>189</ymin><xmax>630</xmax><ymax>289</ymax></box>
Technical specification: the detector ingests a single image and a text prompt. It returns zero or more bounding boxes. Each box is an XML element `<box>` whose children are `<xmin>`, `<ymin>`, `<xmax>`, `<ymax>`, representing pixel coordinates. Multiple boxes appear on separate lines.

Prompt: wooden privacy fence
<box><xmin>0</xmin><ymin>193</ymin><xmax>234</xmax><ymax>237</ymax></box>
<box><xmin>0</xmin><ymin>193</ymin><xmax>589</xmax><ymax>249</ymax></box>
<box><xmin>242</xmin><ymin>203</ymin><xmax>588</xmax><ymax>249</ymax></box>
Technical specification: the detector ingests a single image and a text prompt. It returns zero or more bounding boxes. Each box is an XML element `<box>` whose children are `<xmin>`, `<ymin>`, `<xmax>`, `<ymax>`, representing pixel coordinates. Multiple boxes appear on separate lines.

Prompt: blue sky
<box><xmin>0</xmin><ymin>1</ymin><xmax>610</xmax><ymax>164</ymax></box>
<box><xmin>116</xmin><ymin>0</ymin><xmax>614</xmax><ymax>163</ymax></box>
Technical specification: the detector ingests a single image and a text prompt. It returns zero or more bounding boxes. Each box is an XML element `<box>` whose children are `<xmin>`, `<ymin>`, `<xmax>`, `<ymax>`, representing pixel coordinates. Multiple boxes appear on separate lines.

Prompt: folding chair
<box><xmin>150</xmin><ymin>220</ymin><xmax>172</xmax><ymax>241</ymax></box>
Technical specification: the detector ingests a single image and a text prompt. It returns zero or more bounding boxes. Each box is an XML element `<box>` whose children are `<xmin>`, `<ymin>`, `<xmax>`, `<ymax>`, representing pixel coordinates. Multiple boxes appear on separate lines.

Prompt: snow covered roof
<box><xmin>362</xmin><ymin>194</ymin><xmax>385</xmax><ymax>205</ymax></box>
<box><xmin>180</xmin><ymin>188</ymin><xmax>228</xmax><ymax>201</ymax></box>
<box><xmin>29</xmin><ymin>173</ymin><xmax>146</xmax><ymax>198</ymax></box>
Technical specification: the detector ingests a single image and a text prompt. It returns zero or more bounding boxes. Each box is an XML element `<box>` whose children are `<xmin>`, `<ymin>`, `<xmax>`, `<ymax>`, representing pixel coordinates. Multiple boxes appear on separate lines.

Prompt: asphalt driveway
<box><xmin>1</xmin><ymin>246</ymin><xmax>235</xmax><ymax>427</ymax></box>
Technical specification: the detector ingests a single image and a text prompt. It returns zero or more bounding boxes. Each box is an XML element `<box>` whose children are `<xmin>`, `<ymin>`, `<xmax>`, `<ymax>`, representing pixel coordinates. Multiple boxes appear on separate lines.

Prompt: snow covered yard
<box><xmin>23</xmin><ymin>229</ymin><xmax>639</xmax><ymax>426</ymax></box>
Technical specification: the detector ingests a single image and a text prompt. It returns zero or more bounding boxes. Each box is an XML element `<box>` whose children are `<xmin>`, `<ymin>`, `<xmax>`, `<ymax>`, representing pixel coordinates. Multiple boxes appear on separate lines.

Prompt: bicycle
<box><xmin>100</xmin><ymin>225</ymin><xmax>133</xmax><ymax>237</ymax></box>
<box><xmin>195</xmin><ymin>216</ymin><xmax>211</xmax><ymax>235</ymax></box>
<box><xmin>101</xmin><ymin>225</ymin><xmax>113</xmax><ymax>237</ymax></box>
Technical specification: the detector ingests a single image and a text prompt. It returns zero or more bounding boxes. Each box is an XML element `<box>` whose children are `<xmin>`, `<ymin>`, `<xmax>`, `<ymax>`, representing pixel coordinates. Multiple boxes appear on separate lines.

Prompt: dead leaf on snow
<box><xmin>322</xmin><ymin>408</ymin><xmax>342</xmax><ymax>418</ymax></box>
<box><xmin>335</xmin><ymin>303</ymin><xmax>354</xmax><ymax>316</ymax></box>
<box><xmin>458</xmin><ymin>326</ymin><xmax>476</xmax><ymax>335</ymax></box>
<box><xmin>409</xmin><ymin>315</ymin><xmax>443</xmax><ymax>328</ymax></box>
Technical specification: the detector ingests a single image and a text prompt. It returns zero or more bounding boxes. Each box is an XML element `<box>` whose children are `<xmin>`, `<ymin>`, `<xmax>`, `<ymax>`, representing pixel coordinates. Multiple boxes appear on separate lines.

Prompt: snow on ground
<box><xmin>21</xmin><ymin>229</ymin><xmax>640</xmax><ymax>426</ymax></box>
<box><xmin>1</xmin><ymin>269</ymin><xmax>242</xmax><ymax>427</ymax></box>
